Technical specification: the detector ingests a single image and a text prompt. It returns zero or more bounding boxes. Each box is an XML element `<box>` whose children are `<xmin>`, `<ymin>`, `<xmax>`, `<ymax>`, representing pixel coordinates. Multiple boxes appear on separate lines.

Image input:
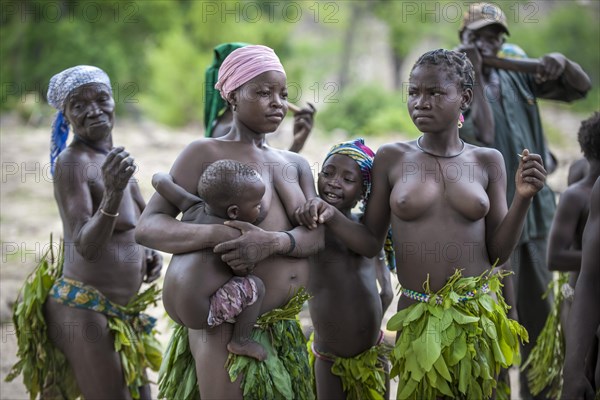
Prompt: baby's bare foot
<box><xmin>227</xmin><ymin>339</ymin><xmax>268</xmax><ymax>361</ymax></box>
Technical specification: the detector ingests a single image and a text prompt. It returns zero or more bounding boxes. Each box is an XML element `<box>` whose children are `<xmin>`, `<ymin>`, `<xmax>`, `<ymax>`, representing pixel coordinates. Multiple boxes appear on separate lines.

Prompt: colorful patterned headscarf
<box><xmin>215</xmin><ymin>45</ymin><xmax>286</xmax><ymax>101</ymax></box>
<box><xmin>204</xmin><ymin>42</ymin><xmax>249</xmax><ymax>137</ymax></box>
<box><xmin>324</xmin><ymin>138</ymin><xmax>375</xmax><ymax>202</ymax></box>
<box><xmin>324</xmin><ymin>138</ymin><xmax>396</xmax><ymax>272</ymax></box>
<box><xmin>47</xmin><ymin>65</ymin><xmax>112</xmax><ymax>175</ymax></box>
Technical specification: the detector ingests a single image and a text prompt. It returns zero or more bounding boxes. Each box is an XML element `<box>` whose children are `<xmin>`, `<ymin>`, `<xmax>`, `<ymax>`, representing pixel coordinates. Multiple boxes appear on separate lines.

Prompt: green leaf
<box><xmin>500</xmin><ymin>319</ymin><xmax>516</xmax><ymax>347</ymax></box>
<box><xmin>387</xmin><ymin>303</ymin><xmax>425</xmax><ymax>331</ymax></box>
<box><xmin>440</xmin><ymin>311</ymin><xmax>453</xmax><ymax>331</ymax></box>
<box><xmin>478</xmin><ymin>295</ymin><xmax>495</xmax><ymax>313</ymax></box>
<box><xmin>397</xmin><ymin>378</ymin><xmax>418</xmax><ymax>400</ymax></box>
<box><xmin>412</xmin><ymin>317</ymin><xmax>442</xmax><ymax>372</ymax></box>
<box><xmin>458</xmin><ymin>356</ymin><xmax>472</xmax><ymax>394</ymax></box>
<box><xmin>481</xmin><ymin>315</ymin><xmax>498</xmax><ymax>341</ymax></box>
<box><xmin>450</xmin><ymin>307</ymin><xmax>479</xmax><ymax>325</ymax></box>
<box><xmin>404</xmin><ymin>350</ymin><xmax>425</xmax><ymax>381</ymax></box>
<box><xmin>436</xmin><ymin>374</ymin><xmax>454</xmax><ymax>397</ymax></box>
<box><xmin>447</xmin><ymin>331</ymin><xmax>467</xmax><ymax>366</ymax></box>
<box><xmin>433</xmin><ymin>356</ymin><xmax>452</xmax><ymax>382</ymax></box>
<box><xmin>426</xmin><ymin>304</ymin><xmax>443</xmax><ymax>319</ymax></box>
<box><xmin>426</xmin><ymin>367</ymin><xmax>438</xmax><ymax>388</ymax></box>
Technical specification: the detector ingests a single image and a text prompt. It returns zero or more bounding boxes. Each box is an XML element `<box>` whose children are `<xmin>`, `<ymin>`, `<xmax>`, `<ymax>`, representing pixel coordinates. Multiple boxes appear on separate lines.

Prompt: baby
<box><xmin>153</xmin><ymin>159</ymin><xmax>267</xmax><ymax>360</ymax></box>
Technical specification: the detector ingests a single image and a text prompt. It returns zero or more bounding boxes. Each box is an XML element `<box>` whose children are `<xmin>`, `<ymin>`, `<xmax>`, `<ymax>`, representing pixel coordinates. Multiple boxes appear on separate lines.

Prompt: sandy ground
<box><xmin>0</xmin><ymin>105</ymin><xmax>582</xmax><ymax>399</ymax></box>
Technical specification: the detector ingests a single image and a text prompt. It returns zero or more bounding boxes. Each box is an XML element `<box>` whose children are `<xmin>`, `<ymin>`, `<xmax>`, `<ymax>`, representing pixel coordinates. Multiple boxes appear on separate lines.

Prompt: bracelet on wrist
<box><xmin>281</xmin><ymin>231</ymin><xmax>296</xmax><ymax>255</ymax></box>
<box><xmin>100</xmin><ymin>208</ymin><xmax>119</xmax><ymax>218</ymax></box>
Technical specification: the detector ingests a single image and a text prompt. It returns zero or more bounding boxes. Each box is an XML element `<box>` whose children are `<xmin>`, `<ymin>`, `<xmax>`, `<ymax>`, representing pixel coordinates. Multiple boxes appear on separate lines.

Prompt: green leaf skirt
<box><xmin>521</xmin><ymin>272</ymin><xmax>568</xmax><ymax>398</ymax></box>
<box><xmin>5</xmin><ymin>240</ymin><xmax>162</xmax><ymax>400</ymax></box>
<box><xmin>386</xmin><ymin>269</ymin><xmax>528</xmax><ymax>400</ymax></box>
<box><xmin>307</xmin><ymin>331</ymin><xmax>391</xmax><ymax>400</ymax></box>
<box><xmin>158</xmin><ymin>288</ymin><xmax>314</xmax><ymax>400</ymax></box>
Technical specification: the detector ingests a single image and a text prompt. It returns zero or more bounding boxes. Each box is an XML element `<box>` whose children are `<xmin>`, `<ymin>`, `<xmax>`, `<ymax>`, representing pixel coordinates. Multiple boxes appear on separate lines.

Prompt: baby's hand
<box><xmin>515</xmin><ymin>149</ymin><xmax>546</xmax><ymax>199</ymax></box>
<box><xmin>294</xmin><ymin>198</ymin><xmax>334</xmax><ymax>229</ymax></box>
<box><xmin>143</xmin><ymin>249</ymin><xmax>163</xmax><ymax>283</ymax></box>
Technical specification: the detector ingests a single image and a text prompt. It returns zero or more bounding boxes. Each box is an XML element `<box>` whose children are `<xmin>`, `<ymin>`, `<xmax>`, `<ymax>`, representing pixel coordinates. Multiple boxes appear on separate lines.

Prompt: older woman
<box><xmin>8</xmin><ymin>65</ymin><xmax>162</xmax><ymax>400</ymax></box>
<box><xmin>136</xmin><ymin>45</ymin><xmax>322</xmax><ymax>399</ymax></box>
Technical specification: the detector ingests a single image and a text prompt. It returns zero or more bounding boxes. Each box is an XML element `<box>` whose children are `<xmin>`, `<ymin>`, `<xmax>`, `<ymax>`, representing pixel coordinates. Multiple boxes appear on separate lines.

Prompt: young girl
<box><xmin>296</xmin><ymin>49</ymin><xmax>547</xmax><ymax>399</ymax></box>
<box><xmin>305</xmin><ymin>138</ymin><xmax>391</xmax><ymax>399</ymax></box>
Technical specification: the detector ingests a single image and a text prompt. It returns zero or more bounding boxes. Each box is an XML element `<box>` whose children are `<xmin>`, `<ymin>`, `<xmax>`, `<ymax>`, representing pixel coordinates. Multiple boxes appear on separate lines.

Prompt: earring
<box><xmin>458</xmin><ymin>113</ymin><xmax>464</xmax><ymax>128</ymax></box>
<box><xmin>232</xmin><ymin>104</ymin><xmax>237</xmax><ymax>112</ymax></box>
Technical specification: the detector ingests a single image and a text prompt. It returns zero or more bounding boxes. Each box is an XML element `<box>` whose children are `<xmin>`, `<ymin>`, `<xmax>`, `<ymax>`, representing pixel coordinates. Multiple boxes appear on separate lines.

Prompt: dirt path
<box><xmin>0</xmin><ymin>106</ymin><xmax>582</xmax><ymax>398</ymax></box>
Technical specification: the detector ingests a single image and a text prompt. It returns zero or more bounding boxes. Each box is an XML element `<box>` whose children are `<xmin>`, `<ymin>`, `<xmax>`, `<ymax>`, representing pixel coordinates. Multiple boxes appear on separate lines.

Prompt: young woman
<box><xmin>296</xmin><ymin>49</ymin><xmax>547</xmax><ymax>399</ymax></box>
<box><xmin>136</xmin><ymin>45</ymin><xmax>322</xmax><ymax>399</ymax></box>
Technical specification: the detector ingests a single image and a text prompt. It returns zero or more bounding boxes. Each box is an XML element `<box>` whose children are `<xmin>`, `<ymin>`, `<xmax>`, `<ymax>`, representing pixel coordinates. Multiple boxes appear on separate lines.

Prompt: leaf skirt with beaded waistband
<box><xmin>387</xmin><ymin>269</ymin><xmax>528</xmax><ymax>400</ymax></box>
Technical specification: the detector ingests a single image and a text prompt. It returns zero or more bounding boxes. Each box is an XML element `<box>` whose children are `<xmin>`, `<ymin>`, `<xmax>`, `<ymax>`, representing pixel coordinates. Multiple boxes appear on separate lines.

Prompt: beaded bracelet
<box><xmin>100</xmin><ymin>208</ymin><xmax>119</xmax><ymax>218</ymax></box>
<box><xmin>281</xmin><ymin>231</ymin><xmax>296</xmax><ymax>255</ymax></box>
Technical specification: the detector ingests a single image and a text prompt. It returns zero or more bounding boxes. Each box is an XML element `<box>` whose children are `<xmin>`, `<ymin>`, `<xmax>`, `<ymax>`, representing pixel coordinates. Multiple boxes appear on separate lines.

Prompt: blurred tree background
<box><xmin>1</xmin><ymin>0</ymin><xmax>598</xmax><ymax>138</ymax></box>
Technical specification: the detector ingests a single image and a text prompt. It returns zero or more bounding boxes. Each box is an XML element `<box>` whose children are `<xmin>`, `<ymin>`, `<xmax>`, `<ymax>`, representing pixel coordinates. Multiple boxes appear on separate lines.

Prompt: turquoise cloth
<box><xmin>50</xmin><ymin>276</ymin><xmax>156</xmax><ymax>333</ymax></box>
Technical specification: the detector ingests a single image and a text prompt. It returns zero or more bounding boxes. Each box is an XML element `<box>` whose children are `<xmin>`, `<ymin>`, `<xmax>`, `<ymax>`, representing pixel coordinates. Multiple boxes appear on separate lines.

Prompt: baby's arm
<box><xmin>152</xmin><ymin>172</ymin><xmax>202</xmax><ymax>213</ymax></box>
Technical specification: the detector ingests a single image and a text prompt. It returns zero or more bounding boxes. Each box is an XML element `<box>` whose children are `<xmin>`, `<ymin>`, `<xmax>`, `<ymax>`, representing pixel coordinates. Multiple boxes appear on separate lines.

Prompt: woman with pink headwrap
<box><xmin>136</xmin><ymin>45</ymin><xmax>322</xmax><ymax>399</ymax></box>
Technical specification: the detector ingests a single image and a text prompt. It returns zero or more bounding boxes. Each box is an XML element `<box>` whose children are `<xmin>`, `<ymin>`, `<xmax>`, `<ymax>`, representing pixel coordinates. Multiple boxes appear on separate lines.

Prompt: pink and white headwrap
<box><xmin>214</xmin><ymin>45</ymin><xmax>286</xmax><ymax>100</ymax></box>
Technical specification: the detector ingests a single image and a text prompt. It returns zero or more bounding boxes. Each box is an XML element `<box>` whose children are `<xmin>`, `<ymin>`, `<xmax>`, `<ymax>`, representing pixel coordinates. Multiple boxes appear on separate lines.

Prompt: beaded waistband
<box><xmin>400</xmin><ymin>283</ymin><xmax>490</xmax><ymax>305</ymax></box>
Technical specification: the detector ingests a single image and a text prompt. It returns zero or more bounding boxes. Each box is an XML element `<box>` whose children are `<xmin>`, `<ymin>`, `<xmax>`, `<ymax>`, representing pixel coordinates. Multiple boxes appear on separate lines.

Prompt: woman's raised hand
<box><xmin>515</xmin><ymin>149</ymin><xmax>546</xmax><ymax>199</ymax></box>
<box><xmin>102</xmin><ymin>147</ymin><xmax>136</xmax><ymax>192</ymax></box>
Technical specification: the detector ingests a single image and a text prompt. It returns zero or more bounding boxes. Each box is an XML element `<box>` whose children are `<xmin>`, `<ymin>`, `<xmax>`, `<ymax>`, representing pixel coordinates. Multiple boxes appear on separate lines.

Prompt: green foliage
<box><xmin>373</xmin><ymin>0</ymin><xmax>457</xmax><ymax>60</ymax></box>
<box><xmin>0</xmin><ymin>0</ymin><xmax>296</xmax><ymax>125</ymax></box>
<box><xmin>140</xmin><ymin>0</ymin><xmax>296</xmax><ymax>126</ymax></box>
<box><xmin>158</xmin><ymin>325</ymin><xmax>199</xmax><ymax>400</ymax></box>
<box><xmin>387</xmin><ymin>270</ymin><xmax>528</xmax><ymax>400</ymax></box>
<box><xmin>521</xmin><ymin>273</ymin><xmax>569</xmax><ymax>399</ymax></box>
<box><xmin>140</xmin><ymin>27</ymin><xmax>208</xmax><ymax>126</ymax></box>
<box><xmin>318</xmin><ymin>85</ymin><xmax>420</xmax><ymax>137</ymax></box>
<box><xmin>109</xmin><ymin>284</ymin><xmax>163</xmax><ymax>399</ymax></box>
<box><xmin>226</xmin><ymin>288</ymin><xmax>314</xmax><ymax>400</ymax></box>
<box><xmin>329</xmin><ymin>343</ymin><xmax>390</xmax><ymax>400</ymax></box>
<box><xmin>0</xmin><ymin>1</ymin><xmax>177</xmax><ymax>113</ymax></box>
<box><xmin>1</xmin><ymin>1</ymin><xmax>596</xmax><ymax>128</ymax></box>
<box><xmin>5</xmin><ymin>239</ymin><xmax>79</xmax><ymax>400</ymax></box>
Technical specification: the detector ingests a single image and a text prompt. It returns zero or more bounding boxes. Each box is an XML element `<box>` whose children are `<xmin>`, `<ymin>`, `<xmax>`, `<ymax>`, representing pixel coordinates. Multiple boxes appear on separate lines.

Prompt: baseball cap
<box><xmin>460</xmin><ymin>3</ymin><xmax>510</xmax><ymax>35</ymax></box>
